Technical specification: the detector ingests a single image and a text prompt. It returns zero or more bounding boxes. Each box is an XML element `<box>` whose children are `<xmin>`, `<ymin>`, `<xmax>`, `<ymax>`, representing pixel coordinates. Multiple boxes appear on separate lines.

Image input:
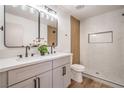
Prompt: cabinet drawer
<box><xmin>9</xmin><ymin>77</ymin><xmax>36</xmax><ymax>88</ymax></box>
<box><xmin>53</xmin><ymin>56</ymin><xmax>70</xmax><ymax>68</ymax></box>
<box><xmin>8</xmin><ymin>61</ymin><xmax>52</xmax><ymax>86</ymax></box>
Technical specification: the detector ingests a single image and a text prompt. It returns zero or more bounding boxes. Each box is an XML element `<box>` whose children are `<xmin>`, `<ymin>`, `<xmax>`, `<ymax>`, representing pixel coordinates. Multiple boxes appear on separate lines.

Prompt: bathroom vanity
<box><xmin>0</xmin><ymin>53</ymin><xmax>72</xmax><ymax>88</ymax></box>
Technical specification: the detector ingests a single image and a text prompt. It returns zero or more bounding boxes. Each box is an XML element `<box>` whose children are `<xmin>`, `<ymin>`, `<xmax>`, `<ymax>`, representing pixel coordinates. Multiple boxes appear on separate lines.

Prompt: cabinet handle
<box><xmin>62</xmin><ymin>67</ymin><xmax>64</xmax><ymax>76</ymax></box>
<box><xmin>38</xmin><ymin>77</ymin><xmax>40</xmax><ymax>88</ymax></box>
<box><xmin>34</xmin><ymin>79</ymin><xmax>37</xmax><ymax>88</ymax></box>
<box><xmin>62</xmin><ymin>66</ymin><xmax>66</xmax><ymax>76</ymax></box>
<box><xmin>64</xmin><ymin>66</ymin><xmax>66</xmax><ymax>75</ymax></box>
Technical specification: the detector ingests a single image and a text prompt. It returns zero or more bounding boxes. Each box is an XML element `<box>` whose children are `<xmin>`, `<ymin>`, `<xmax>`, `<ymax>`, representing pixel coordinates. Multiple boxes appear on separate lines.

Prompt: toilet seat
<box><xmin>71</xmin><ymin>64</ymin><xmax>85</xmax><ymax>72</ymax></box>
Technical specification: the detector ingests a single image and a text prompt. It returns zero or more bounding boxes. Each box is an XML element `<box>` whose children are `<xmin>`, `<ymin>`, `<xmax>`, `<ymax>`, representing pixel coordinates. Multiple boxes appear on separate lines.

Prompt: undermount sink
<box><xmin>15</xmin><ymin>52</ymin><xmax>71</xmax><ymax>63</ymax></box>
<box><xmin>16</xmin><ymin>55</ymin><xmax>41</xmax><ymax>62</ymax></box>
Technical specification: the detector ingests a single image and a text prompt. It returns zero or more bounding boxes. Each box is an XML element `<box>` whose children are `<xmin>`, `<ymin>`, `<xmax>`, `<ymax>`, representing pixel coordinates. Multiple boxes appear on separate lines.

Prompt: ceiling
<box><xmin>48</xmin><ymin>5</ymin><xmax>124</xmax><ymax>20</ymax></box>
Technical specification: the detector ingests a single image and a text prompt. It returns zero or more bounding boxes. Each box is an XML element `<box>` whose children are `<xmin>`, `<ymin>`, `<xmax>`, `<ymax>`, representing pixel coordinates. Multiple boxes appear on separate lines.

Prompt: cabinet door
<box><xmin>37</xmin><ymin>71</ymin><xmax>52</xmax><ymax>88</ymax></box>
<box><xmin>9</xmin><ymin>77</ymin><xmax>36</xmax><ymax>88</ymax></box>
<box><xmin>0</xmin><ymin>72</ymin><xmax>7</xmax><ymax>88</ymax></box>
<box><xmin>63</xmin><ymin>64</ymin><xmax>71</xmax><ymax>88</ymax></box>
<box><xmin>53</xmin><ymin>66</ymin><xmax>64</xmax><ymax>88</ymax></box>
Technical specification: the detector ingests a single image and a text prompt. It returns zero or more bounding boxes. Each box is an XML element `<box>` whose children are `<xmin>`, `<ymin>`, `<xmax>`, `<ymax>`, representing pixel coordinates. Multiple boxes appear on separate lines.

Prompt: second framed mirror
<box><xmin>39</xmin><ymin>10</ymin><xmax>58</xmax><ymax>47</ymax></box>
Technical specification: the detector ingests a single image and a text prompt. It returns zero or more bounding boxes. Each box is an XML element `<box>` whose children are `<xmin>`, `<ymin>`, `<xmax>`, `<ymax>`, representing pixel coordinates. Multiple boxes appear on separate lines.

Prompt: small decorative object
<box><xmin>38</xmin><ymin>45</ymin><xmax>48</xmax><ymax>56</ymax></box>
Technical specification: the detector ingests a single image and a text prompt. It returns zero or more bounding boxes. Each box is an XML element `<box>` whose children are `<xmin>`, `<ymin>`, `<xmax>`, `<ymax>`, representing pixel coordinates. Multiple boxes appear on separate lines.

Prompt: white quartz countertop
<box><xmin>0</xmin><ymin>52</ymin><xmax>72</xmax><ymax>72</ymax></box>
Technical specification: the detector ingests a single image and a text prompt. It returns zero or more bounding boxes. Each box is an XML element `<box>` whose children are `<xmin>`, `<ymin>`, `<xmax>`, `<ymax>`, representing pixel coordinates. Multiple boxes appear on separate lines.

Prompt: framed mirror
<box><xmin>4</xmin><ymin>5</ymin><xmax>39</xmax><ymax>48</ymax></box>
<box><xmin>39</xmin><ymin>11</ymin><xmax>58</xmax><ymax>47</ymax></box>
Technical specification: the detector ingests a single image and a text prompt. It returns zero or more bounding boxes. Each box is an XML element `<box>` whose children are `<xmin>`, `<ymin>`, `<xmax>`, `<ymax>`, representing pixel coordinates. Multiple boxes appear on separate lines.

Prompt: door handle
<box><xmin>34</xmin><ymin>79</ymin><xmax>37</xmax><ymax>88</ymax></box>
<box><xmin>37</xmin><ymin>77</ymin><xmax>40</xmax><ymax>88</ymax></box>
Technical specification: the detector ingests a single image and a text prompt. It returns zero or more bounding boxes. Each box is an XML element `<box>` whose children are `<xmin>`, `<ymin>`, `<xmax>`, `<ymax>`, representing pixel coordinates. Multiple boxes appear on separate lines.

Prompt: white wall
<box><xmin>80</xmin><ymin>8</ymin><xmax>124</xmax><ymax>86</ymax></box>
<box><xmin>0</xmin><ymin>5</ymin><xmax>71</xmax><ymax>58</ymax></box>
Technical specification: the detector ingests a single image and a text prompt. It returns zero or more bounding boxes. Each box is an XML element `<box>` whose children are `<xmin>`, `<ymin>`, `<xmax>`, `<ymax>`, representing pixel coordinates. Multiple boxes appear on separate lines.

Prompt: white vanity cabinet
<box><xmin>0</xmin><ymin>72</ymin><xmax>7</xmax><ymax>88</ymax></box>
<box><xmin>0</xmin><ymin>54</ymin><xmax>72</xmax><ymax>88</ymax></box>
<box><xmin>53</xmin><ymin>57</ymin><xmax>71</xmax><ymax>88</ymax></box>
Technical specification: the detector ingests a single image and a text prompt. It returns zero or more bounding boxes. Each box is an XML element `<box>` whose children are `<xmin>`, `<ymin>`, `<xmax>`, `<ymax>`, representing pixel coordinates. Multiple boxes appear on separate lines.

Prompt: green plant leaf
<box><xmin>38</xmin><ymin>44</ymin><xmax>48</xmax><ymax>54</ymax></box>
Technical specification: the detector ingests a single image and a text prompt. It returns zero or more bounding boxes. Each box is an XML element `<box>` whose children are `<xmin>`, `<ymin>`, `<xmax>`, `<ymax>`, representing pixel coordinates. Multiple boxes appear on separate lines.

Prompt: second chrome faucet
<box><xmin>25</xmin><ymin>46</ymin><xmax>30</xmax><ymax>57</ymax></box>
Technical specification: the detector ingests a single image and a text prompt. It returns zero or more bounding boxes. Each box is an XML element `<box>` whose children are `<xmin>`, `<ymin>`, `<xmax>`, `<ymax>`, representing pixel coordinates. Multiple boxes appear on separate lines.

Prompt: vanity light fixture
<box><xmin>31</xmin><ymin>5</ymin><xmax>57</xmax><ymax>19</ymax></box>
<box><xmin>11</xmin><ymin>5</ymin><xmax>57</xmax><ymax>21</ymax></box>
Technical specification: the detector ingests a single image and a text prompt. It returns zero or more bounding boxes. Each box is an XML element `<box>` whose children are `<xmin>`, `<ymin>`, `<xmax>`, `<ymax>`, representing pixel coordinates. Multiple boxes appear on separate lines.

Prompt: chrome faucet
<box><xmin>50</xmin><ymin>45</ymin><xmax>56</xmax><ymax>54</ymax></box>
<box><xmin>25</xmin><ymin>46</ymin><xmax>30</xmax><ymax>57</ymax></box>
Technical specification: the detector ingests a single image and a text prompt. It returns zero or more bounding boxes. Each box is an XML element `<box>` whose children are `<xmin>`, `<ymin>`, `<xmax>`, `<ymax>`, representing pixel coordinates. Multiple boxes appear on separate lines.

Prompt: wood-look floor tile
<box><xmin>69</xmin><ymin>77</ymin><xmax>111</xmax><ymax>88</ymax></box>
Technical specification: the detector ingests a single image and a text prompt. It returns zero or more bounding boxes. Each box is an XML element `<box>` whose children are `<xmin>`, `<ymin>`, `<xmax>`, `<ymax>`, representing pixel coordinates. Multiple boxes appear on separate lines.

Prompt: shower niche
<box><xmin>88</xmin><ymin>31</ymin><xmax>113</xmax><ymax>43</ymax></box>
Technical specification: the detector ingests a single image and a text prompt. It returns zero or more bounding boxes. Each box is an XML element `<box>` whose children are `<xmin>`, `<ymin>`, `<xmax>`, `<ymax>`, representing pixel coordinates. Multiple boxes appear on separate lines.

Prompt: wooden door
<box><xmin>71</xmin><ymin>16</ymin><xmax>80</xmax><ymax>64</ymax></box>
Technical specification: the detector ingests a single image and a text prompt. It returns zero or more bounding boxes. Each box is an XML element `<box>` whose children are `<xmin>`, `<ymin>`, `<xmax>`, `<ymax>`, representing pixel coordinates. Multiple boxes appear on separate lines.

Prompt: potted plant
<box><xmin>38</xmin><ymin>45</ymin><xmax>48</xmax><ymax>56</ymax></box>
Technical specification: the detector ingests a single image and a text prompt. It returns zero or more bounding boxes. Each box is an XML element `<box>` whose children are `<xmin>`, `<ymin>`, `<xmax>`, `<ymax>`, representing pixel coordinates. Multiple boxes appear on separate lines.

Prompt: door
<box><xmin>63</xmin><ymin>64</ymin><xmax>71</xmax><ymax>88</ymax></box>
<box><xmin>37</xmin><ymin>71</ymin><xmax>52</xmax><ymax>88</ymax></box>
<box><xmin>53</xmin><ymin>66</ymin><xmax>64</xmax><ymax>88</ymax></box>
<box><xmin>9</xmin><ymin>77</ymin><xmax>36</xmax><ymax>88</ymax></box>
<box><xmin>71</xmin><ymin>16</ymin><xmax>80</xmax><ymax>64</ymax></box>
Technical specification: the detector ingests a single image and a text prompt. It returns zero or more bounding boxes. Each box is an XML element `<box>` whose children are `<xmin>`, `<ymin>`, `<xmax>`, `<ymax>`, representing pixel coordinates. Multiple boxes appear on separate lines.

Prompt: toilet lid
<box><xmin>71</xmin><ymin>64</ymin><xmax>85</xmax><ymax>72</ymax></box>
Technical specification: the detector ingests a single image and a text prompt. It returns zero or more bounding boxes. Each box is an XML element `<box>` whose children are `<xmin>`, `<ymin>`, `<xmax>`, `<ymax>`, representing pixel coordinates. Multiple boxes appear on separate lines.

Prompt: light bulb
<box><xmin>51</xmin><ymin>17</ymin><xmax>54</xmax><ymax>21</ymax></box>
<box><xmin>41</xmin><ymin>12</ymin><xmax>45</xmax><ymax>18</ymax></box>
<box><xmin>46</xmin><ymin>15</ymin><xmax>49</xmax><ymax>20</ymax></box>
<box><xmin>21</xmin><ymin>6</ymin><xmax>26</xmax><ymax>11</ymax></box>
<box><xmin>92</xmin><ymin>34</ymin><xmax>97</xmax><ymax>37</ymax></box>
<box><xmin>12</xmin><ymin>5</ymin><xmax>18</xmax><ymax>7</ymax></box>
<box><xmin>30</xmin><ymin>8</ymin><xmax>34</xmax><ymax>14</ymax></box>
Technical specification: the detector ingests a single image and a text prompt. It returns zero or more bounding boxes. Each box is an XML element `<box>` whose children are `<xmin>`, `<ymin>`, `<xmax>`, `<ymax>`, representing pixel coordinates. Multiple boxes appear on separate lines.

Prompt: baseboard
<box><xmin>83</xmin><ymin>73</ymin><xmax>124</xmax><ymax>88</ymax></box>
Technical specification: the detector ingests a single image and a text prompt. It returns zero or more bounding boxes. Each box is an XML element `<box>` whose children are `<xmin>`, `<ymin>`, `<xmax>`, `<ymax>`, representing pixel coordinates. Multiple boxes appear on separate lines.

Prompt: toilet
<box><xmin>71</xmin><ymin>64</ymin><xmax>85</xmax><ymax>83</ymax></box>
